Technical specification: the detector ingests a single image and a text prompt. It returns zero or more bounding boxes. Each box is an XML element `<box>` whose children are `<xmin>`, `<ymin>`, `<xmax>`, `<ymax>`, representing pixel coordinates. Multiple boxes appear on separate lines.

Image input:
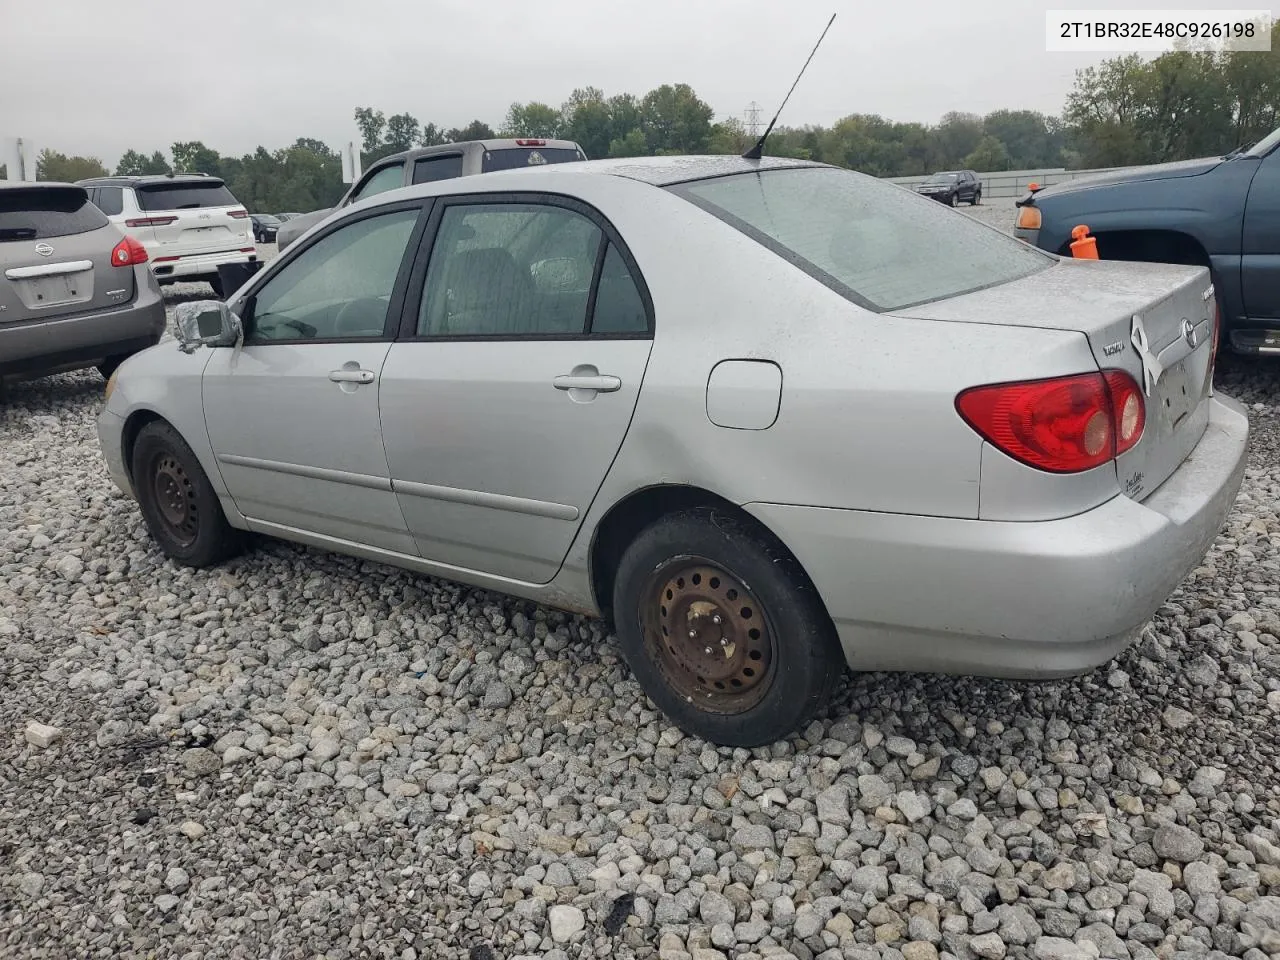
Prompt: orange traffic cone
<box><xmin>1070</xmin><ymin>224</ymin><xmax>1099</xmax><ymax>259</ymax></box>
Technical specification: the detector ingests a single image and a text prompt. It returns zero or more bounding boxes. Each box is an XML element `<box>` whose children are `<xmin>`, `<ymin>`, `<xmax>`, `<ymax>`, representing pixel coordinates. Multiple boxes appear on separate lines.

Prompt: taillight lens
<box><xmin>227</xmin><ymin>209</ymin><xmax>249</xmax><ymax>219</ymax></box>
<box><xmin>110</xmin><ymin>235</ymin><xmax>149</xmax><ymax>267</ymax></box>
<box><xmin>1016</xmin><ymin>206</ymin><xmax>1042</xmax><ymax>230</ymax></box>
<box><xmin>124</xmin><ymin>216</ymin><xmax>178</xmax><ymax>227</ymax></box>
<box><xmin>956</xmin><ymin>370</ymin><xmax>1145</xmax><ymax>473</ymax></box>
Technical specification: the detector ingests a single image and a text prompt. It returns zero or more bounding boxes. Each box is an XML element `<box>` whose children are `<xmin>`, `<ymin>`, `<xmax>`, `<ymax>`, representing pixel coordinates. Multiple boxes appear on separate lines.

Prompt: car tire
<box><xmin>948</xmin><ymin>193</ymin><xmax>957</xmax><ymax>207</ymax></box>
<box><xmin>131</xmin><ymin>420</ymin><xmax>243</xmax><ymax>568</ymax></box>
<box><xmin>611</xmin><ymin>507</ymin><xmax>844</xmax><ymax>747</ymax></box>
<box><xmin>972</xmin><ymin>189</ymin><xmax>981</xmax><ymax>205</ymax></box>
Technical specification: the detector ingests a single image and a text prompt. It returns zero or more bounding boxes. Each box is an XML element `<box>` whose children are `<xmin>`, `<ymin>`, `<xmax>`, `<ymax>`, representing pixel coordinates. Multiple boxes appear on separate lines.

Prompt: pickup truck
<box><xmin>276</xmin><ymin>137</ymin><xmax>588</xmax><ymax>253</ymax></box>
<box><xmin>1014</xmin><ymin>125</ymin><xmax>1280</xmax><ymax>353</ymax></box>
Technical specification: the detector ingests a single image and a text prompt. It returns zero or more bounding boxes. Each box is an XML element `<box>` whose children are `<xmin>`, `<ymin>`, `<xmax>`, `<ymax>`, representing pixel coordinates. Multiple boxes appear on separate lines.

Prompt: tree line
<box><xmin>27</xmin><ymin>26</ymin><xmax>1280</xmax><ymax>214</ymax></box>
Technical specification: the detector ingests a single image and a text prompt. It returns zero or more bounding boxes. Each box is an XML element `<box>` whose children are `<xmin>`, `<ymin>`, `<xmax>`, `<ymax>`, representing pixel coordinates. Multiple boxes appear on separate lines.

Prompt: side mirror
<box><xmin>172</xmin><ymin>300</ymin><xmax>242</xmax><ymax>354</ymax></box>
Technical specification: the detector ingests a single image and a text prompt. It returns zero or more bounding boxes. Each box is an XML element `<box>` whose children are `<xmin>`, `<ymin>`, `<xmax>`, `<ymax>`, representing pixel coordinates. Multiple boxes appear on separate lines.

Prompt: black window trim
<box><xmin>395</xmin><ymin>191</ymin><xmax>655</xmax><ymax>343</ymax></box>
<box><xmin>237</xmin><ymin>198</ymin><xmax>433</xmax><ymax>347</ymax></box>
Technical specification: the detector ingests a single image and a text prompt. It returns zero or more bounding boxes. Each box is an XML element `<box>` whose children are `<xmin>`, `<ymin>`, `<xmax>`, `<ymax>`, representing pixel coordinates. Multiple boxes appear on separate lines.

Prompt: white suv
<box><xmin>77</xmin><ymin>174</ymin><xmax>257</xmax><ymax>296</ymax></box>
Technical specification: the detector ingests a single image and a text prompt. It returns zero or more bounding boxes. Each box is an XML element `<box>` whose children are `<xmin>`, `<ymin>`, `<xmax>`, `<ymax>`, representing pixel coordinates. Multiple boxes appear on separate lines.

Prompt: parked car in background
<box><xmin>275</xmin><ymin>212</ymin><xmax>302</xmax><ymax>221</ymax></box>
<box><xmin>78</xmin><ymin>173</ymin><xmax>257</xmax><ymax>297</ymax></box>
<box><xmin>250</xmin><ymin>213</ymin><xmax>281</xmax><ymax>243</ymax></box>
<box><xmin>1015</xmin><ymin>125</ymin><xmax>1280</xmax><ymax>354</ymax></box>
<box><xmin>274</xmin><ymin>138</ymin><xmax>588</xmax><ymax>251</ymax></box>
<box><xmin>915</xmin><ymin>170</ymin><xmax>981</xmax><ymax>206</ymax></box>
<box><xmin>98</xmin><ymin>156</ymin><xmax>1246</xmax><ymax>746</ymax></box>
<box><xmin>1</xmin><ymin>181</ymin><xmax>164</xmax><ymax>385</ymax></box>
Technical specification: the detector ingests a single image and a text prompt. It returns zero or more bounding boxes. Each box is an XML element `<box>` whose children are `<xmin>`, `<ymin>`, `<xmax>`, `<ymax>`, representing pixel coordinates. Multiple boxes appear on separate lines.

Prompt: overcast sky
<box><xmin>0</xmin><ymin>0</ymin><xmax>1259</xmax><ymax>167</ymax></box>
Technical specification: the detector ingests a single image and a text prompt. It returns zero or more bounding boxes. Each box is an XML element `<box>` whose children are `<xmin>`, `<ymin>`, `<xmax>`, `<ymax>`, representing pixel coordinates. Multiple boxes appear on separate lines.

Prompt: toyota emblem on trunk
<box><xmin>34</xmin><ymin>242</ymin><xmax>54</xmax><ymax>257</ymax></box>
<box><xmin>1182</xmin><ymin>317</ymin><xmax>1198</xmax><ymax>348</ymax></box>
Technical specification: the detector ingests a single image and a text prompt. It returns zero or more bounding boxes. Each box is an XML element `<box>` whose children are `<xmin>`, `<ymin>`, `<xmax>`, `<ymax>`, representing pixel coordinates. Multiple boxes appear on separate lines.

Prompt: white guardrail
<box><xmin>887</xmin><ymin>165</ymin><xmax>1133</xmax><ymax>199</ymax></box>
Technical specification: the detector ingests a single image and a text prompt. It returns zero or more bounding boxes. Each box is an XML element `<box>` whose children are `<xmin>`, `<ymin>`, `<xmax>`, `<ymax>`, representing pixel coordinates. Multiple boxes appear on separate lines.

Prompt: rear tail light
<box><xmin>124</xmin><ymin>216</ymin><xmax>178</xmax><ymax>227</ymax></box>
<box><xmin>110</xmin><ymin>235</ymin><xmax>149</xmax><ymax>267</ymax></box>
<box><xmin>956</xmin><ymin>370</ymin><xmax>1145</xmax><ymax>474</ymax></box>
<box><xmin>227</xmin><ymin>209</ymin><xmax>249</xmax><ymax>219</ymax></box>
<box><xmin>515</xmin><ymin>139</ymin><xmax>546</xmax><ymax>146</ymax></box>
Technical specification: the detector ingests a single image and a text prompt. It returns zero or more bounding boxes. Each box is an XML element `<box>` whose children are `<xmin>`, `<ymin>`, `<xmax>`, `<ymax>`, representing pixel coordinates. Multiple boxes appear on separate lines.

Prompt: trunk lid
<box><xmin>135</xmin><ymin>179</ymin><xmax>252</xmax><ymax>255</ymax></box>
<box><xmin>0</xmin><ymin>185</ymin><xmax>135</xmax><ymax>324</ymax></box>
<box><xmin>894</xmin><ymin>257</ymin><xmax>1216</xmax><ymax>501</ymax></box>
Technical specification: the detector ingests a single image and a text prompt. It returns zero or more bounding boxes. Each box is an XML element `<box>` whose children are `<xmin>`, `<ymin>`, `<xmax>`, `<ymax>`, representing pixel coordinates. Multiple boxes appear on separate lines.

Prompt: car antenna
<box><xmin>742</xmin><ymin>12</ymin><xmax>837</xmax><ymax>161</ymax></box>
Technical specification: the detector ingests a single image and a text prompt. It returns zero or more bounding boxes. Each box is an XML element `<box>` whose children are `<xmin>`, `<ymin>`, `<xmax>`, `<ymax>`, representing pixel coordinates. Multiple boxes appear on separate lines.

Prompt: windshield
<box><xmin>673</xmin><ymin>167</ymin><xmax>1051</xmax><ymax>312</ymax></box>
<box><xmin>1244</xmin><ymin>125</ymin><xmax>1280</xmax><ymax>158</ymax></box>
<box><xmin>482</xmin><ymin>147</ymin><xmax>584</xmax><ymax>172</ymax></box>
<box><xmin>256</xmin><ymin>214</ymin><xmax>281</xmax><ymax>225</ymax></box>
<box><xmin>926</xmin><ymin>173</ymin><xmax>958</xmax><ymax>183</ymax></box>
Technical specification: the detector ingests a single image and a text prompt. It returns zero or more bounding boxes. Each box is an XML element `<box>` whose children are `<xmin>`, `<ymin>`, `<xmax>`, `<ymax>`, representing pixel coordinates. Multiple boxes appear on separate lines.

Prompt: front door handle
<box><xmin>329</xmin><ymin>368</ymin><xmax>375</xmax><ymax>384</ymax></box>
<box><xmin>553</xmin><ymin>374</ymin><xmax>621</xmax><ymax>393</ymax></box>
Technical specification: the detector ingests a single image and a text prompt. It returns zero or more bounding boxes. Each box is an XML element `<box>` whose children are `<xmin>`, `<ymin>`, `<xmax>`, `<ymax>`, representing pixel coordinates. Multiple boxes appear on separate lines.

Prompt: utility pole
<box><xmin>744</xmin><ymin>102</ymin><xmax>763</xmax><ymax>139</ymax></box>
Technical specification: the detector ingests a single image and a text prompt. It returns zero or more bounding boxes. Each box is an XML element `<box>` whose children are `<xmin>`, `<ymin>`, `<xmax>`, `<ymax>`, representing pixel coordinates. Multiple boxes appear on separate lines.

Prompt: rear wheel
<box><xmin>612</xmin><ymin>508</ymin><xmax>843</xmax><ymax>746</ymax></box>
<box><xmin>947</xmin><ymin>193</ymin><xmax>957</xmax><ymax>207</ymax></box>
<box><xmin>131</xmin><ymin>420</ymin><xmax>242</xmax><ymax>567</ymax></box>
<box><xmin>972</xmin><ymin>189</ymin><xmax>982</xmax><ymax>205</ymax></box>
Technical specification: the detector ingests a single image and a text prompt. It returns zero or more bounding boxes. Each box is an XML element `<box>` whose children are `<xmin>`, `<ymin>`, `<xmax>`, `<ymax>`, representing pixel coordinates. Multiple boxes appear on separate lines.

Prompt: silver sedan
<box><xmin>96</xmin><ymin>156</ymin><xmax>1249</xmax><ymax>746</ymax></box>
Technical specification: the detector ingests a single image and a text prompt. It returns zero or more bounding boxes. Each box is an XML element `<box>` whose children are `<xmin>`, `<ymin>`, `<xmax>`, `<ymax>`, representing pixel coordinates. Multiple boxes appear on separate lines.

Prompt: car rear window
<box><xmin>0</xmin><ymin>186</ymin><xmax>109</xmax><ymax>241</ymax></box>
<box><xmin>137</xmin><ymin>181</ymin><xmax>238</xmax><ymax>211</ymax></box>
<box><xmin>673</xmin><ymin>167</ymin><xmax>1050</xmax><ymax>312</ymax></box>
<box><xmin>481</xmin><ymin>148</ymin><xmax>583</xmax><ymax>172</ymax></box>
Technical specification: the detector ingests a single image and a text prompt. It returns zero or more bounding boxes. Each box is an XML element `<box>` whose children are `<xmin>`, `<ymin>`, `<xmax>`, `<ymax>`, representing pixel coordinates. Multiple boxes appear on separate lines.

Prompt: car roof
<box><xmin>0</xmin><ymin>180</ymin><xmax>83</xmax><ymax>192</ymax></box>
<box><xmin>479</xmin><ymin>154</ymin><xmax>824</xmax><ymax>187</ymax></box>
<box><xmin>75</xmin><ymin>173</ymin><xmax>225</xmax><ymax>187</ymax></box>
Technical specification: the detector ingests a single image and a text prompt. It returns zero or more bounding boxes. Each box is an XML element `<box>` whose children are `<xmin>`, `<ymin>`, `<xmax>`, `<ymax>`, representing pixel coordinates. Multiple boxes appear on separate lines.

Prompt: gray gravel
<box><xmin>2</xmin><ymin>228</ymin><xmax>1280</xmax><ymax>960</ymax></box>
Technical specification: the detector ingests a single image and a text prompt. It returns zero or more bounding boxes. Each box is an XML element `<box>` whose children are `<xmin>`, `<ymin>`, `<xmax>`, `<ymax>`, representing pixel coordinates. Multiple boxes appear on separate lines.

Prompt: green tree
<box><xmin>933</xmin><ymin>112</ymin><xmax>985</xmax><ymax>167</ymax></box>
<box><xmin>445</xmin><ymin>120</ymin><xmax>496</xmax><ymax>142</ymax></box>
<box><xmin>354</xmin><ymin>107</ymin><xmax>387</xmax><ymax>152</ymax></box>
<box><xmin>640</xmin><ymin>83</ymin><xmax>714</xmax><ymax>153</ymax></box>
<box><xmin>417</xmin><ymin>123</ymin><xmax>447</xmax><ymax>147</ymax></box>
<box><xmin>116</xmin><ymin>148</ymin><xmax>171</xmax><ymax>175</ymax></box>
<box><xmin>385</xmin><ymin>113</ymin><xmax>421</xmax><ymax>152</ymax></box>
<box><xmin>963</xmin><ymin>135</ymin><xmax>1012</xmax><ymax>171</ymax></box>
<box><xmin>982</xmin><ymin>110</ymin><xmax>1060</xmax><ymax>168</ymax></box>
<box><xmin>608</xmin><ymin>129</ymin><xmax>647</xmax><ymax>158</ymax></box>
<box><xmin>708</xmin><ymin>118</ymin><xmax>748</xmax><ymax>154</ymax></box>
<box><xmin>501</xmin><ymin>102</ymin><xmax>562</xmax><ymax>138</ymax></box>
<box><xmin>561</xmin><ymin>89</ymin><xmax>613</xmax><ymax>158</ymax></box>
<box><xmin>606</xmin><ymin>94</ymin><xmax>642</xmax><ymax>145</ymax></box>
<box><xmin>36</xmin><ymin>149</ymin><xmax>109</xmax><ymax>181</ymax></box>
<box><xmin>170</xmin><ymin>141</ymin><xmax>221</xmax><ymax>175</ymax></box>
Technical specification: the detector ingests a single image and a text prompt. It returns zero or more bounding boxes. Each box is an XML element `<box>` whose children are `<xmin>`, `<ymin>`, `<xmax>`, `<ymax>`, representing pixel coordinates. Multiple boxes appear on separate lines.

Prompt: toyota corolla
<box><xmin>96</xmin><ymin>156</ymin><xmax>1249</xmax><ymax>746</ymax></box>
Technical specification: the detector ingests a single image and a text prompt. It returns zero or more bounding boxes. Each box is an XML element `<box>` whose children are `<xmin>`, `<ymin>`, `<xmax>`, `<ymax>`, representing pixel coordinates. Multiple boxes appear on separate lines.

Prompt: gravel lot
<box><xmin>3</xmin><ymin>213</ymin><xmax>1280</xmax><ymax>960</ymax></box>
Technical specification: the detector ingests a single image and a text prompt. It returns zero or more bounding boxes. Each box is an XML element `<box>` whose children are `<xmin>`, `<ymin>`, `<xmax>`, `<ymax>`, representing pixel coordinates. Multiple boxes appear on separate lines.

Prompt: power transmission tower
<box><xmin>745</xmin><ymin>102</ymin><xmax>762</xmax><ymax>138</ymax></box>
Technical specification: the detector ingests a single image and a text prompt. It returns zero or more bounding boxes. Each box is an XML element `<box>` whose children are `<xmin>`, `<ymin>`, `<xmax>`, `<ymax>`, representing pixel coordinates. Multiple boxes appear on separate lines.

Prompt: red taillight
<box><xmin>956</xmin><ymin>370</ymin><xmax>1146</xmax><ymax>474</ymax></box>
<box><xmin>515</xmin><ymin>139</ymin><xmax>546</xmax><ymax>146</ymax></box>
<box><xmin>110</xmin><ymin>235</ymin><xmax>149</xmax><ymax>267</ymax></box>
<box><xmin>124</xmin><ymin>216</ymin><xmax>178</xmax><ymax>227</ymax></box>
<box><xmin>227</xmin><ymin>209</ymin><xmax>249</xmax><ymax>219</ymax></box>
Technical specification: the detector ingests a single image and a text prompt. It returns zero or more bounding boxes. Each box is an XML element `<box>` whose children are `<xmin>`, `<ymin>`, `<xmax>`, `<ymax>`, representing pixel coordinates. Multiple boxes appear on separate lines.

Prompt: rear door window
<box><xmin>137</xmin><ymin>181</ymin><xmax>238</xmax><ymax>211</ymax></box>
<box><xmin>0</xmin><ymin>187</ymin><xmax>109</xmax><ymax>240</ymax></box>
<box><xmin>413</xmin><ymin>155</ymin><xmax>464</xmax><ymax>184</ymax></box>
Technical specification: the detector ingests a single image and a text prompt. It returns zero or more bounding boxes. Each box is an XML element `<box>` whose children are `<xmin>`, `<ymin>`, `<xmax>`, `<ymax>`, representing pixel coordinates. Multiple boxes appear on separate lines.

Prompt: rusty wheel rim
<box><xmin>151</xmin><ymin>452</ymin><xmax>199</xmax><ymax>547</ymax></box>
<box><xmin>641</xmin><ymin>558</ymin><xmax>775</xmax><ymax>714</ymax></box>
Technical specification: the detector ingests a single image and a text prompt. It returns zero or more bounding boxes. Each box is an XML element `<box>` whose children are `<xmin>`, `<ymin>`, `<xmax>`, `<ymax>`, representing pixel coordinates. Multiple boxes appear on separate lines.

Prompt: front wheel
<box><xmin>612</xmin><ymin>508</ymin><xmax>843</xmax><ymax>747</ymax></box>
<box><xmin>131</xmin><ymin>420</ymin><xmax>243</xmax><ymax>567</ymax></box>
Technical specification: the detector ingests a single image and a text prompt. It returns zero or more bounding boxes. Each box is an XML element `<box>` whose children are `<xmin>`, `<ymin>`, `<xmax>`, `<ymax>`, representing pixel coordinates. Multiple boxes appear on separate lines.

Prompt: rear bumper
<box><xmin>151</xmin><ymin>246</ymin><xmax>256</xmax><ymax>281</ymax></box>
<box><xmin>746</xmin><ymin>394</ymin><xmax>1250</xmax><ymax>679</ymax></box>
<box><xmin>0</xmin><ymin>269</ymin><xmax>166</xmax><ymax>378</ymax></box>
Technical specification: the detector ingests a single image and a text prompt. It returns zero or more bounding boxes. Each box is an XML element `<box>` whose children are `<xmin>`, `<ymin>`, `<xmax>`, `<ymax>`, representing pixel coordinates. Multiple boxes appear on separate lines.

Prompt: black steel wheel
<box><xmin>131</xmin><ymin>420</ymin><xmax>242</xmax><ymax>567</ymax></box>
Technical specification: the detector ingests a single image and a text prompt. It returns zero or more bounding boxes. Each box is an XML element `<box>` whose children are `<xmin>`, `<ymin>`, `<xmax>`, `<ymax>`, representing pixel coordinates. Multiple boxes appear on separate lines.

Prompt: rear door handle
<box><xmin>553</xmin><ymin>374</ymin><xmax>621</xmax><ymax>393</ymax></box>
<box><xmin>329</xmin><ymin>368</ymin><xmax>375</xmax><ymax>384</ymax></box>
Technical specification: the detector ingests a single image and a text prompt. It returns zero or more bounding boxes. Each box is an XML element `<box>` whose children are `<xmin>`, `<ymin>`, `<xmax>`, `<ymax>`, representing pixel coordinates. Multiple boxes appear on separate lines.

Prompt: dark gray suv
<box><xmin>0</xmin><ymin>181</ymin><xmax>166</xmax><ymax>385</ymax></box>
